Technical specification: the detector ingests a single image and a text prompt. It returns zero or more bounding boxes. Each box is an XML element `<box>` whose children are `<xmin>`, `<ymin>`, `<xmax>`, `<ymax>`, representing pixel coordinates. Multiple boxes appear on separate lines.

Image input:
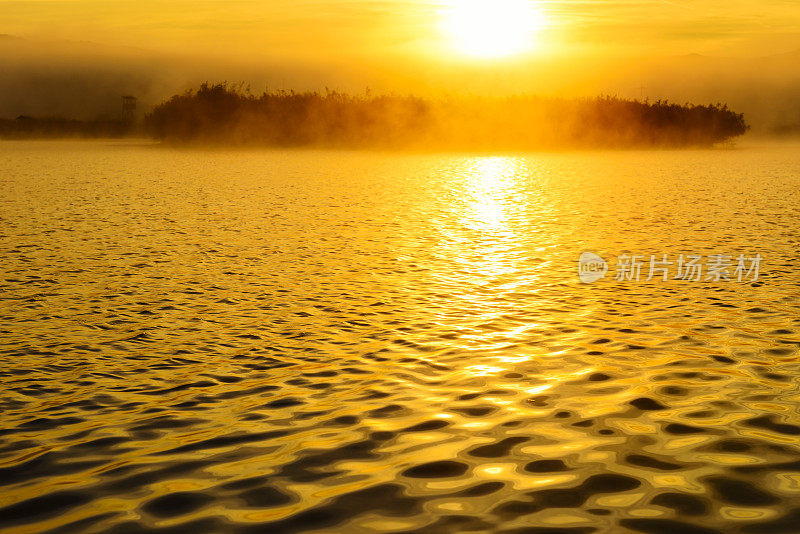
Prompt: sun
<box><xmin>440</xmin><ymin>0</ymin><xmax>546</xmax><ymax>58</ymax></box>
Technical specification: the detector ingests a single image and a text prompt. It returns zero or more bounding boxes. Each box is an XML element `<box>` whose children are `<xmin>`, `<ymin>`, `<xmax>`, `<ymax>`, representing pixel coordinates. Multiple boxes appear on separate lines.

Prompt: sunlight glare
<box><xmin>464</xmin><ymin>157</ymin><xmax>515</xmax><ymax>231</ymax></box>
<box><xmin>441</xmin><ymin>0</ymin><xmax>546</xmax><ymax>58</ymax></box>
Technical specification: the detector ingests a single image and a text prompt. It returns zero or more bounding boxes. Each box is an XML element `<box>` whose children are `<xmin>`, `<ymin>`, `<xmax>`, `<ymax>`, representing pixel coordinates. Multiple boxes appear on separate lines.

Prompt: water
<box><xmin>1</xmin><ymin>140</ymin><xmax>799</xmax><ymax>533</ymax></box>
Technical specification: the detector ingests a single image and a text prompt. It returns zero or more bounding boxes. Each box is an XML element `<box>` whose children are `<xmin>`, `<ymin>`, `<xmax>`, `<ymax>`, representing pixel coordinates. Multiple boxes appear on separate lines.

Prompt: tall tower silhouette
<box><xmin>121</xmin><ymin>95</ymin><xmax>137</xmax><ymax>124</ymax></box>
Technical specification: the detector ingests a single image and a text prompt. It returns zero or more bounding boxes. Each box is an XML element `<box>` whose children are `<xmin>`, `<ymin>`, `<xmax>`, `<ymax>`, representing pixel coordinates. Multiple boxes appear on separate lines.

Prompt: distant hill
<box><xmin>629</xmin><ymin>50</ymin><xmax>800</xmax><ymax>134</ymax></box>
<box><xmin>0</xmin><ymin>35</ymin><xmax>333</xmax><ymax>122</ymax></box>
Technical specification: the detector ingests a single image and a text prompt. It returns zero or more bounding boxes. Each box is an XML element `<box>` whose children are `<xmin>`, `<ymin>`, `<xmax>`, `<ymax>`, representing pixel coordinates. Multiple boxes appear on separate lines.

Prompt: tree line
<box><xmin>145</xmin><ymin>83</ymin><xmax>749</xmax><ymax>149</ymax></box>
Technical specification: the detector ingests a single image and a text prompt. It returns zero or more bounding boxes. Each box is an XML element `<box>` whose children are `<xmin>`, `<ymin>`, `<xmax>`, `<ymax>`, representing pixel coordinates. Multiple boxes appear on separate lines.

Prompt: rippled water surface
<box><xmin>2</xmin><ymin>140</ymin><xmax>800</xmax><ymax>533</ymax></box>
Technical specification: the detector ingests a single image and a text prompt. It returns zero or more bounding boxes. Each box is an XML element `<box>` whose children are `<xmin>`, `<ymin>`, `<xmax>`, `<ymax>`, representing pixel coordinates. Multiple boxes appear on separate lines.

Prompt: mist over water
<box><xmin>3</xmin><ymin>34</ymin><xmax>800</xmax><ymax>135</ymax></box>
<box><xmin>1</xmin><ymin>141</ymin><xmax>800</xmax><ymax>532</ymax></box>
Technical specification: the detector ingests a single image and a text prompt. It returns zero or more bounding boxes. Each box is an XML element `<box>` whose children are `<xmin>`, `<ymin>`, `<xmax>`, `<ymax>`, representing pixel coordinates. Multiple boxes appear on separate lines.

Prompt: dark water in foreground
<box><xmin>1</xmin><ymin>141</ymin><xmax>800</xmax><ymax>533</ymax></box>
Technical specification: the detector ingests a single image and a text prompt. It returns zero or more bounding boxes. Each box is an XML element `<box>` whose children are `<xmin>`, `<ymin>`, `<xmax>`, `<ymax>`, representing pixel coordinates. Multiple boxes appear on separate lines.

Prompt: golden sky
<box><xmin>3</xmin><ymin>0</ymin><xmax>800</xmax><ymax>62</ymax></box>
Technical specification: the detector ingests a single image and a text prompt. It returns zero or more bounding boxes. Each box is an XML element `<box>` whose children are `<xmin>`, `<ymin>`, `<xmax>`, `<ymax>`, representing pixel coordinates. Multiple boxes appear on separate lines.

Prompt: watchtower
<box><xmin>121</xmin><ymin>95</ymin><xmax>137</xmax><ymax>124</ymax></box>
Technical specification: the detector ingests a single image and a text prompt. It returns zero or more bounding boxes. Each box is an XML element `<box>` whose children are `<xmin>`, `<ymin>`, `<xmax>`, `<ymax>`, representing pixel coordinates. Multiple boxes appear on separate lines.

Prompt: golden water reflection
<box><xmin>1</xmin><ymin>142</ymin><xmax>799</xmax><ymax>532</ymax></box>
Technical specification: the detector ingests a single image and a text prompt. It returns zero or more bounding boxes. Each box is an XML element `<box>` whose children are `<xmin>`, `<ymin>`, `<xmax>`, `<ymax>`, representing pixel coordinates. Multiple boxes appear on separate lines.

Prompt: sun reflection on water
<box><xmin>4</xmin><ymin>145</ymin><xmax>800</xmax><ymax>533</ymax></box>
<box><xmin>461</xmin><ymin>156</ymin><xmax>520</xmax><ymax>232</ymax></box>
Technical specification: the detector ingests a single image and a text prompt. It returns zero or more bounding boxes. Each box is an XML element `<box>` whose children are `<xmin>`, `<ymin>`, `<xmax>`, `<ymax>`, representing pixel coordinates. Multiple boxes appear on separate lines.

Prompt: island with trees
<box><xmin>145</xmin><ymin>83</ymin><xmax>749</xmax><ymax>149</ymax></box>
<box><xmin>0</xmin><ymin>82</ymin><xmax>749</xmax><ymax>147</ymax></box>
